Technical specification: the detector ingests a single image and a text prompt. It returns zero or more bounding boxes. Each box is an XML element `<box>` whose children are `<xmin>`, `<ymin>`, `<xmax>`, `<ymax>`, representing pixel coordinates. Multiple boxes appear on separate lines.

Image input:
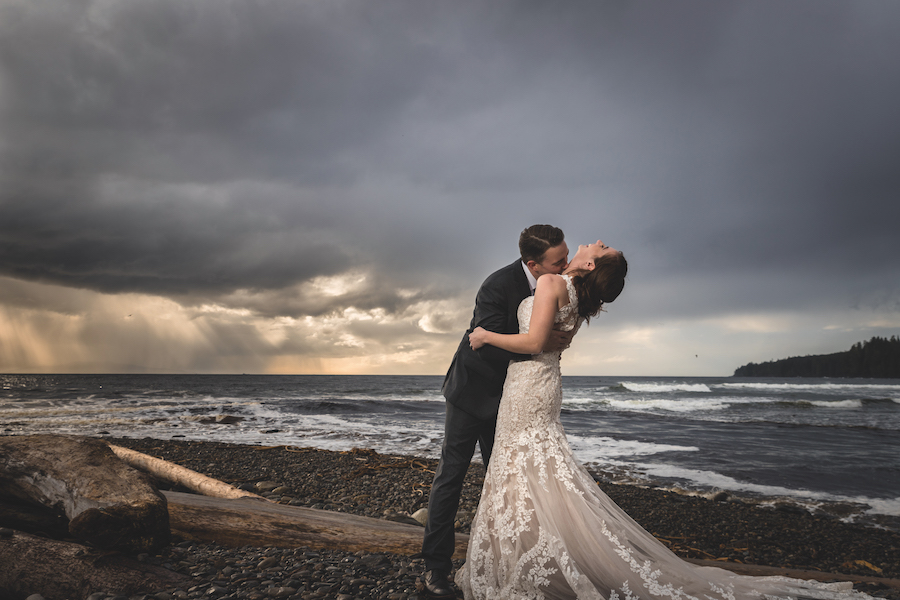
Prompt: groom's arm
<box><xmin>467</xmin><ymin>279</ymin><xmax>529</xmax><ymax>363</ymax></box>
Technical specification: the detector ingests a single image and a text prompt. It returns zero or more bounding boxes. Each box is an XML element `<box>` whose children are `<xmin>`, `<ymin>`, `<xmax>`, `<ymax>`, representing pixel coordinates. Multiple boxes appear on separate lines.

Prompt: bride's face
<box><xmin>568</xmin><ymin>240</ymin><xmax>617</xmax><ymax>271</ymax></box>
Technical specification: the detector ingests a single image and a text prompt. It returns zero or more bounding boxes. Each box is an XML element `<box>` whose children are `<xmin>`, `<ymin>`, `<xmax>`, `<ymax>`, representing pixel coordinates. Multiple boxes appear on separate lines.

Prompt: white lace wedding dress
<box><xmin>456</xmin><ymin>275</ymin><xmax>869</xmax><ymax>600</ymax></box>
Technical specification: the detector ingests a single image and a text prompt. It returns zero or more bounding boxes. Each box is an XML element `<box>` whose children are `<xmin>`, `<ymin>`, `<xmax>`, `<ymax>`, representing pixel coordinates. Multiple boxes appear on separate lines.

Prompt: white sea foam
<box><xmin>297</xmin><ymin>389</ymin><xmax>444</xmax><ymax>403</ymax></box>
<box><xmin>804</xmin><ymin>399</ymin><xmax>864</xmax><ymax>409</ymax></box>
<box><xmin>603</xmin><ymin>462</ymin><xmax>900</xmax><ymax>518</ymax></box>
<box><xmin>261</xmin><ymin>412</ymin><xmax>444</xmax><ymax>457</ymax></box>
<box><xmin>567</xmin><ymin>434</ymin><xmax>698</xmax><ymax>459</ymax></box>
<box><xmin>562</xmin><ymin>395</ymin><xmax>608</xmax><ymax>405</ymax></box>
<box><xmin>620</xmin><ymin>382</ymin><xmax>712</xmax><ymax>393</ymax></box>
<box><xmin>863</xmin><ymin>497</ymin><xmax>900</xmax><ymax>519</ymax></box>
<box><xmin>3</xmin><ymin>402</ymin><xmax>444</xmax><ymax>458</ymax></box>
<box><xmin>0</xmin><ymin>405</ymin><xmax>147</xmax><ymax>419</ymax></box>
<box><xmin>723</xmin><ymin>382</ymin><xmax>900</xmax><ymax>392</ymax></box>
<box><xmin>607</xmin><ymin>397</ymin><xmax>732</xmax><ymax>413</ymax></box>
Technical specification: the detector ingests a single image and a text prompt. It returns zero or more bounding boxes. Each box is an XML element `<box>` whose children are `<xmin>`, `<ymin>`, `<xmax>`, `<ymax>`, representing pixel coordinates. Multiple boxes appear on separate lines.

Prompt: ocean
<box><xmin>2</xmin><ymin>373</ymin><xmax>899</xmax><ymax>531</ymax></box>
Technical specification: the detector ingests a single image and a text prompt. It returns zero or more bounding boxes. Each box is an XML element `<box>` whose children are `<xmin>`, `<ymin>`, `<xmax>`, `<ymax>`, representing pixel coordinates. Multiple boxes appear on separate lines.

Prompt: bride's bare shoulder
<box><xmin>535</xmin><ymin>273</ymin><xmax>568</xmax><ymax>295</ymax></box>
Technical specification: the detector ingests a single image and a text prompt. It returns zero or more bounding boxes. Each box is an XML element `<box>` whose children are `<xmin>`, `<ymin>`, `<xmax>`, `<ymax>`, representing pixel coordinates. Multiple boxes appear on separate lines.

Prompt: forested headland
<box><xmin>733</xmin><ymin>336</ymin><xmax>900</xmax><ymax>378</ymax></box>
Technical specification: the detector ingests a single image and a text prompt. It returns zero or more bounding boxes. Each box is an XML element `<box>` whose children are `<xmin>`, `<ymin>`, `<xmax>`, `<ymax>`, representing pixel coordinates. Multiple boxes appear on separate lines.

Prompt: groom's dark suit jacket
<box><xmin>442</xmin><ymin>260</ymin><xmax>532</xmax><ymax>421</ymax></box>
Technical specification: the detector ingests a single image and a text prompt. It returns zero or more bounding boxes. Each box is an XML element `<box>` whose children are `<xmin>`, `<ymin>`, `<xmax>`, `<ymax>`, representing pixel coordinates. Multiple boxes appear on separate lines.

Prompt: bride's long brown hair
<box><xmin>570</xmin><ymin>251</ymin><xmax>628</xmax><ymax>321</ymax></box>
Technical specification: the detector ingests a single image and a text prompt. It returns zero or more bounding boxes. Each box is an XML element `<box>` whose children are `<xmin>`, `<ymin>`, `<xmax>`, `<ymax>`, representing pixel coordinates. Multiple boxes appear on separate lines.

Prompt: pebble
<box><xmin>125</xmin><ymin>544</ymin><xmax>432</xmax><ymax>600</ymax></box>
<box><xmin>26</xmin><ymin>437</ymin><xmax>896</xmax><ymax>600</ymax></box>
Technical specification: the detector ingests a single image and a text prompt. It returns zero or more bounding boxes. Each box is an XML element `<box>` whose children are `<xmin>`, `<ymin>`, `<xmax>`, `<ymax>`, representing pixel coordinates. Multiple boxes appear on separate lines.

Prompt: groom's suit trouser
<box><xmin>422</xmin><ymin>401</ymin><xmax>497</xmax><ymax>574</ymax></box>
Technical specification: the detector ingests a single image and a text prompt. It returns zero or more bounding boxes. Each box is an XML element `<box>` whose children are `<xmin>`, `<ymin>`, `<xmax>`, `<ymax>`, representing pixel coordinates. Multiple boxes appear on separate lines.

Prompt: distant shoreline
<box><xmin>734</xmin><ymin>336</ymin><xmax>900</xmax><ymax>378</ymax></box>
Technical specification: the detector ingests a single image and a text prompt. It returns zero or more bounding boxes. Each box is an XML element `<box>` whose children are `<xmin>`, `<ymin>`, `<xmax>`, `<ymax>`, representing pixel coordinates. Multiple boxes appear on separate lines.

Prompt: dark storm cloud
<box><xmin>0</xmin><ymin>0</ymin><xmax>423</xmax><ymax>302</ymax></box>
<box><xmin>1</xmin><ymin>0</ymin><xmax>898</xmax><ymax>326</ymax></box>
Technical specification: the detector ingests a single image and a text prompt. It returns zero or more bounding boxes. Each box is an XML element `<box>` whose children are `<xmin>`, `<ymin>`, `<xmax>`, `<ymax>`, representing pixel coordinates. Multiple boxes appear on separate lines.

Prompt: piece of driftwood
<box><xmin>0</xmin><ymin>529</ymin><xmax>190</xmax><ymax>600</ymax></box>
<box><xmin>108</xmin><ymin>443</ymin><xmax>265</xmax><ymax>500</ymax></box>
<box><xmin>0</xmin><ymin>499</ymin><xmax>69</xmax><ymax>538</ymax></box>
<box><xmin>164</xmin><ymin>490</ymin><xmax>469</xmax><ymax>559</ymax></box>
<box><xmin>164</xmin><ymin>492</ymin><xmax>899</xmax><ymax>589</ymax></box>
<box><xmin>0</xmin><ymin>435</ymin><xmax>169</xmax><ymax>552</ymax></box>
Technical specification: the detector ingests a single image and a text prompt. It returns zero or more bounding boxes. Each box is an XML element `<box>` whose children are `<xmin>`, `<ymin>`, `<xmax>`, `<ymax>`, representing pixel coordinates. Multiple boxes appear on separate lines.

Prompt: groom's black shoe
<box><xmin>423</xmin><ymin>570</ymin><xmax>455</xmax><ymax>598</ymax></box>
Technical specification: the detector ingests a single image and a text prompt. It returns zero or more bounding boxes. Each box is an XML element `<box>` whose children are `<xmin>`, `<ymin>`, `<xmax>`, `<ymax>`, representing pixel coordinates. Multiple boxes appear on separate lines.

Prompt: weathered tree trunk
<box><xmin>0</xmin><ymin>499</ymin><xmax>70</xmax><ymax>538</ymax></box>
<box><xmin>0</xmin><ymin>529</ymin><xmax>190</xmax><ymax>600</ymax></box>
<box><xmin>162</xmin><ymin>492</ymin><xmax>900</xmax><ymax>588</ymax></box>
<box><xmin>112</xmin><ymin>446</ymin><xmax>467</xmax><ymax>556</ymax></box>
<box><xmin>0</xmin><ymin>435</ymin><xmax>170</xmax><ymax>552</ymax></box>
<box><xmin>164</xmin><ymin>490</ymin><xmax>470</xmax><ymax>559</ymax></box>
<box><xmin>108</xmin><ymin>443</ymin><xmax>265</xmax><ymax>500</ymax></box>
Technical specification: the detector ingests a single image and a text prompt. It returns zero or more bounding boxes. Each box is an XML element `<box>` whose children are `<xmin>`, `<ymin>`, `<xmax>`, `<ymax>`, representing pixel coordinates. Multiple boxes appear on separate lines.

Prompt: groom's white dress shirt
<box><xmin>521</xmin><ymin>261</ymin><xmax>537</xmax><ymax>296</ymax></box>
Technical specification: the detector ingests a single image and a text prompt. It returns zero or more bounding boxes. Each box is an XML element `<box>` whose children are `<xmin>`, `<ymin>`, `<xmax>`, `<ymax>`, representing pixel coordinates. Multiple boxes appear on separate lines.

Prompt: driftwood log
<box><xmin>0</xmin><ymin>435</ymin><xmax>169</xmax><ymax>552</ymax></box>
<box><xmin>108</xmin><ymin>443</ymin><xmax>266</xmax><ymax>500</ymax></box>
<box><xmin>107</xmin><ymin>445</ymin><xmax>465</xmax><ymax>555</ymax></box>
<box><xmin>162</xmin><ymin>492</ymin><xmax>900</xmax><ymax>588</ymax></box>
<box><xmin>106</xmin><ymin>444</ymin><xmax>464</xmax><ymax>556</ymax></box>
<box><xmin>0</xmin><ymin>529</ymin><xmax>190</xmax><ymax>600</ymax></box>
<box><xmin>164</xmin><ymin>490</ymin><xmax>470</xmax><ymax>559</ymax></box>
<box><xmin>0</xmin><ymin>497</ymin><xmax>70</xmax><ymax>538</ymax></box>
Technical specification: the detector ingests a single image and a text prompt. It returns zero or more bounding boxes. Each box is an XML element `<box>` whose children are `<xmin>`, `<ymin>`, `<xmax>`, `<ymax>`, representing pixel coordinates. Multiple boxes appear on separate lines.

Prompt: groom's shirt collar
<box><xmin>521</xmin><ymin>260</ymin><xmax>537</xmax><ymax>295</ymax></box>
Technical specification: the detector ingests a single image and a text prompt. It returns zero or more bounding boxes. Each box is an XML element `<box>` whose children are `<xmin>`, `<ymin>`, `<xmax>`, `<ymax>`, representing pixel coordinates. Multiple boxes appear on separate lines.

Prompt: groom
<box><xmin>422</xmin><ymin>224</ymin><xmax>572</xmax><ymax>598</ymax></box>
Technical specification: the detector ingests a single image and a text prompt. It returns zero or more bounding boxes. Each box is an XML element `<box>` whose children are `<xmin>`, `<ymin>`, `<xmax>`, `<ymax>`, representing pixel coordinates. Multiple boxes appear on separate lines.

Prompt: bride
<box><xmin>455</xmin><ymin>241</ymin><xmax>869</xmax><ymax>600</ymax></box>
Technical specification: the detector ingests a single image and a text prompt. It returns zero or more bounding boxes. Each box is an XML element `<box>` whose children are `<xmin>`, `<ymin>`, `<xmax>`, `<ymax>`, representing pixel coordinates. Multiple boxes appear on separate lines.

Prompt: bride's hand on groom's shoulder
<box><xmin>469</xmin><ymin>327</ymin><xmax>488</xmax><ymax>350</ymax></box>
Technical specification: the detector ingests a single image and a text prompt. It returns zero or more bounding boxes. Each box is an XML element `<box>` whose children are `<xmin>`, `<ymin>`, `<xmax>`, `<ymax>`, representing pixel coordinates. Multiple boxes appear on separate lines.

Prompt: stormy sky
<box><xmin>1</xmin><ymin>0</ymin><xmax>898</xmax><ymax>376</ymax></box>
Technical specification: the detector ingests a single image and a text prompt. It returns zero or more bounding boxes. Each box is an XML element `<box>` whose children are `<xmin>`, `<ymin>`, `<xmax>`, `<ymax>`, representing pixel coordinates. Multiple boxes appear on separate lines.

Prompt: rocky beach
<box><xmin>22</xmin><ymin>436</ymin><xmax>886</xmax><ymax>600</ymax></box>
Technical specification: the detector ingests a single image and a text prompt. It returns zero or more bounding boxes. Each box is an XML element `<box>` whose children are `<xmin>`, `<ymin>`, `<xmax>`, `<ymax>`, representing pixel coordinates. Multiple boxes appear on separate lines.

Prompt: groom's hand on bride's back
<box><xmin>544</xmin><ymin>329</ymin><xmax>574</xmax><ymax>353</ymax></box>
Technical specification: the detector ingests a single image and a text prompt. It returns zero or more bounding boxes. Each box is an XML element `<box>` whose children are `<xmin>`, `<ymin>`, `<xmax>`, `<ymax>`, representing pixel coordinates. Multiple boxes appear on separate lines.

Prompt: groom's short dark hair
<box><xmin>519</xmin><ymin>224</ymin><xmax>565</xmax><ymax>264</ymax></box>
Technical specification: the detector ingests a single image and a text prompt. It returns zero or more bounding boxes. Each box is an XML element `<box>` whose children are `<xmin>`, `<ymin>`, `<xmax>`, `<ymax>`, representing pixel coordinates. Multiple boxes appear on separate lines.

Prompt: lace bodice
<box><xmin>493</xmin><ymin>275</ymin><xmax>581</xmax><ymax>441</ymax></box>
<box><xmin>517</xmin><ymin>274</ymin><xmax>581</xmax><ymax>350</ymax></box>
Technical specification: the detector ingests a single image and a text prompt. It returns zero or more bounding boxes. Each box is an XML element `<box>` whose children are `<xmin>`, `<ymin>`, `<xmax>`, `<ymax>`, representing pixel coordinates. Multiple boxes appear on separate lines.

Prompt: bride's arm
<box><xmin>469</xmin><ymin>274</ymin><xmax>566</xmax><ymax>354</ymax></box>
